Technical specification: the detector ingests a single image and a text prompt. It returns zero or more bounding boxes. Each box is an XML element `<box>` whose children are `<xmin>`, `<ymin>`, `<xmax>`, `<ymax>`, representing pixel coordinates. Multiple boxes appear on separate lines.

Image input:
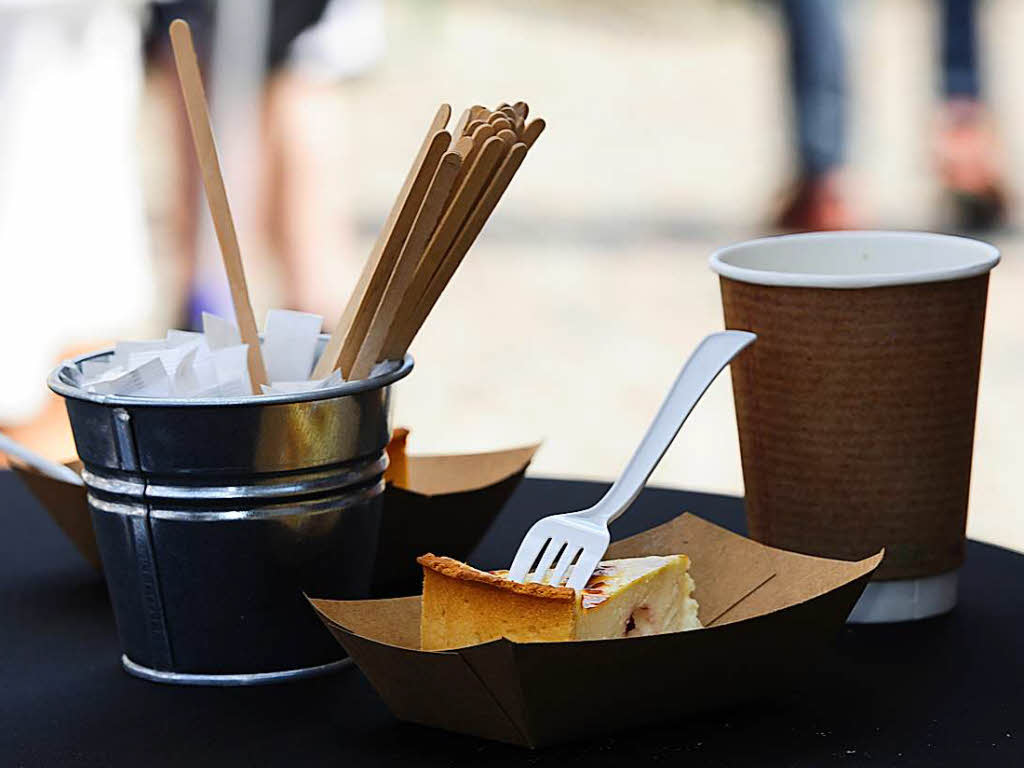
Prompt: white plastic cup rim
<box><xmin>710</xmin><ymin>231</ymin><xmax>1000</xmax><ymax>289</ymax></box>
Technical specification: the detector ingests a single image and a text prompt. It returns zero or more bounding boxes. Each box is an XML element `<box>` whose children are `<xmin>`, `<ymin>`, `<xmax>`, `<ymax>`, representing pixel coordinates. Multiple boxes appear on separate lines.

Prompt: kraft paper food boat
<box><xmin>309</xmin><ymin>513</ymin><xmax>882</xmax><ymax>747</ymax></box>
<box><xmin>374</xmin><ymin>432</ymin><xmax>540</xmax><ymax>595</ymax></box>
<box><xmin>11</xmin><ymin>459</ymin><xmax>100</xmax><ymax>571</ymax></box>
<box><xmin>13</xmin><ymin>438</ymin><xmax>539</xmax><ymax>591</ymax></box>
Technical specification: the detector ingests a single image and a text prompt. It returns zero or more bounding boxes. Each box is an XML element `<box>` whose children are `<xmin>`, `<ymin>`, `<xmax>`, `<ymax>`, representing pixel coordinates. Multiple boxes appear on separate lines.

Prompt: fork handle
<box><xmin>588</xmin><ymin>331</ymin><xmax>755</xmax><ymax>525</ymax></box>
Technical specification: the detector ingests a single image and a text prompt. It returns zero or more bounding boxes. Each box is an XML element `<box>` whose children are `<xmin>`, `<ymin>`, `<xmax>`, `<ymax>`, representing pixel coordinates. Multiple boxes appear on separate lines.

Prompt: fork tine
<box><xmin>523</xmin><ymin>538</ymin><xmax>551</xmax><ymax>583</ymax></box>
<box><xmin>547</xmin><ymin>544</ymin><xmax>581</xmax><ymax>587</ymax></box>
<box><xmin>508</xmin><ymin>533</ymin><xmax>547</xmax><ymax>583</ymax></box>
<box><xmin>566</xmin><ymin>549</ymin><xmax>603</xmax><ymax>592</ymax></box>
<box><xmin>528</xmin><ymin>538</ymin><xmax>566</xmax><ymax>583</ymax></box>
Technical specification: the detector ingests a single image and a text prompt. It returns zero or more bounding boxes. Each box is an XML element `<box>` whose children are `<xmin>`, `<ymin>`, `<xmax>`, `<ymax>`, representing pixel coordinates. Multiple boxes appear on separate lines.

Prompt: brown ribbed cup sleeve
<box><xmin>721</xmin><ymin>274</ymin><xmax>990</xmax><ymax>580</ymax></box>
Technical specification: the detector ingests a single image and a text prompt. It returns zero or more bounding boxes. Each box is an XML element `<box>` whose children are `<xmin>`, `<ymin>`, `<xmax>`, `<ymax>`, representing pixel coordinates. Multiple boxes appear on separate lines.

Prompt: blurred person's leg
<box><xmin>263</xmin><ymin>0</ymin><xmax>383</xmax><ymax>325</ymax></box>
<box><xmin>936</xmin><ymin>0</ymin><xmax>1007</xmax><ymax>230</ymax></box>
<box><xmin>775</xmin><ymin>0</ymin><xmax>852</xmax><ymax>231</ymax></box>
<box><xmin>264</xmin><ymin>72</ymin><xmax>357</xmax><ymax>324</ymax></box>
<box><xmin>144</xmin><ymin>1</ymin><xmax>223</xmax><ymax>329</ymax></box>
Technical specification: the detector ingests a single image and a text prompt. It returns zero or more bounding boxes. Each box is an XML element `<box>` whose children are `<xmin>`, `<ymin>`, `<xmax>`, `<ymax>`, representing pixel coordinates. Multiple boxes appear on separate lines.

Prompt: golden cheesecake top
<box><xmin>417</xmin><ymin>553</ymin><xmax>690</xmax><ymax>608</ymax></box>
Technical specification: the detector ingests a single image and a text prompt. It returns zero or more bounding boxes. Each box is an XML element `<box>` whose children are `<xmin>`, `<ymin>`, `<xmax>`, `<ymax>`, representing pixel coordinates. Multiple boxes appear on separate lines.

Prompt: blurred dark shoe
<box><xmin>936</xmin><ymin>99</ymin><xmax>1009</xmax><ymax>232</ymax></box>
<box><xmin>774</xmin><ymin>172</ymin><xmax>853</xmax><ymax>232</ymax></box>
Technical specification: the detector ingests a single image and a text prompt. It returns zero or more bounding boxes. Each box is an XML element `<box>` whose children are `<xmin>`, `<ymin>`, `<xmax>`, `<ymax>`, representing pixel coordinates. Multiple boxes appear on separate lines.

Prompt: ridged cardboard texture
<box><xmin>721</xmin><ymin>274</ymin><xmax>989</xmax><ymax>580</ymax></box>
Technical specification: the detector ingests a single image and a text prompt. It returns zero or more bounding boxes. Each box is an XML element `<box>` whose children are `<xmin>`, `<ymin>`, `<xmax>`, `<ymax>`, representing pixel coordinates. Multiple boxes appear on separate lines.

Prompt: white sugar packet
<box><xmin>170</xmin><ymin>348</ymin><xmax>202</xmax><ymax>397</ymax></box>
<box><xmin>87</xmin><ymin>357</ymin><xmax>170</xmax><ymax>397</ymax></box>
<box><xmin>260</xmin><ymin>369</ymin><xmax>344</xmax><ymax>395</ymax></box>
<box><xmin>370</xmin><ymin>360</ymin><xmax>397</xmax><ymax>378</ymax></box>
<box><xmin>262</xmin><ymin>309</ymin><xmax>323</xmax><ymax>382</ymax></box>
<box><xmin>128</xmin><ymin>342</ymin><xmax>203</xmax><ymax>378</ymax></box>
<box><xmin>211</xmin><ymin>344</ymin><xmax>252</xmax><ymax>397</ymax></box>
<box><xmin>61</xmin><ymin>360</ymin><xmax>85</xmax><ymax>387</ymax></box>
<box><xmin>202</xmin><ymin>312</ymin><xmax>242</xmax><ymax>350</ymax></box>
<box><xmin>78</xmin><ymin>358</ymin><xmax>113</xmax><ymax>380</ymax></box>
<box><xmin>213</xmin><ymin>378</ymin><xmax>250</xmax><ymax>398</ymax></box>
<box><xmin>167</xmin><ymin>329</ymin><xmax>210</xmax><ymax>354</ymax></box>
<box><xmin>319</xmin><ymin>369</ymin><xmax>344</xmax><ymax>388</ymax></box>
<box><xmin>112</xmin><ymin>340</ymin><xmax>168</xmax><ymax>368</ymax></box>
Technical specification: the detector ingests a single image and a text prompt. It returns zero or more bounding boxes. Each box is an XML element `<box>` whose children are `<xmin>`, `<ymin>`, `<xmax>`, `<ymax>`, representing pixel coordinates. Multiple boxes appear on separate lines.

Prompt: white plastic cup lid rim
<box><xmin>710</xmin><ymin>231</ymin><xmax>1000</xmax><ymax>289</ymax></box>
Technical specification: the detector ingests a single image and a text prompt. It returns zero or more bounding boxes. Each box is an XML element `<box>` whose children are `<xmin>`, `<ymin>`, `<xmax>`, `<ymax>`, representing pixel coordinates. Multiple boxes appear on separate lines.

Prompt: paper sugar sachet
<box><xmin>262</xmin><ymin>310</ymin><xmax>323</xmax><ymax>382</ymax></box>
<box><xmin>85</xmin><ymin>357</ymin><xmax>172</xmax><ymax>397</ymax></box>
<box><xmin>68</xmin><ymin>309</ymin><xmax>351</xmax><ymax>400</ymax></box>
<box><xmin>260</xmin><ymin>369</ymin><xmax>344</xmax><ymax>395</ymax></box>
<box><xmin>202</xmin><ymin>311</ymin><xmax>242</xmax><ymax>350</ymax></box>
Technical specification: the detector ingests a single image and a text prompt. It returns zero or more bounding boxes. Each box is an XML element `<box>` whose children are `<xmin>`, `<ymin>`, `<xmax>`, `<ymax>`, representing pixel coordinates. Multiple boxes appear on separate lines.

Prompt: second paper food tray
<box><xmin>310</xmin><ymin>513</ymin><xmax>883</xmax><ymax>747</ymax></box>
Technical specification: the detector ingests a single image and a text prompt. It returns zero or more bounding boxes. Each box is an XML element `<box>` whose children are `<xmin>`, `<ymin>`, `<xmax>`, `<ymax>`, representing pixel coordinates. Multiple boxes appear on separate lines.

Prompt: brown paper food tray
<box><xmin>372</xmin><ymin>442</ymin><xmax>540</xmax><ymax>596</ymax></box>
<box><xmin>310</xmin><ymin>513</ymin><xmax>882</xmax><ymax>747</ymax></box>
<box><xmin>11</xmin><ymin>445</ymin><xmax>538</xmax><ymax>586</ymax></box>
<box><xmin>10</xmin><ymin>460</ymin><xmax>101</xmax><ymax>571</ymax></box>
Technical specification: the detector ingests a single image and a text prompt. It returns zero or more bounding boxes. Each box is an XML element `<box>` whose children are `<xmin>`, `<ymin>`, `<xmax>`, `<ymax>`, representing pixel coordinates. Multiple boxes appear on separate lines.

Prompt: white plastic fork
<box><xmin>507</xmin><ymin>330</ymin><xmax>756</xmax><ymax>591</ymax></box>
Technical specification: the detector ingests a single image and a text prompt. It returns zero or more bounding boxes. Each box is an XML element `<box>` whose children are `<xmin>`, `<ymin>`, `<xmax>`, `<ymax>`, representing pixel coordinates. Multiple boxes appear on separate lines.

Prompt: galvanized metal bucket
<box><xmin>49</xmin><ymin>343</ymin><xmax>413</xmax><ymax>686</ymax></box>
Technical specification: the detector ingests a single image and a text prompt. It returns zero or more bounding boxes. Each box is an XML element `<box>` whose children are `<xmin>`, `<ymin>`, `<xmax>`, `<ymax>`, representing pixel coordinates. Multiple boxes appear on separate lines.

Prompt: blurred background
<box><xmin>2</xmin><ymin>0</ymin><xmax>1022</xmax><ymax>551</ymax></box>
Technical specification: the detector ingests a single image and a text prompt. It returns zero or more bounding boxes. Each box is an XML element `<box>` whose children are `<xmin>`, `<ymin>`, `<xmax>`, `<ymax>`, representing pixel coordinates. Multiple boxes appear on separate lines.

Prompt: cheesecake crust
<box><xmin>417</xmin><ymin>554</ymin><xmax>575</xmax><ymax>601</ymax></box>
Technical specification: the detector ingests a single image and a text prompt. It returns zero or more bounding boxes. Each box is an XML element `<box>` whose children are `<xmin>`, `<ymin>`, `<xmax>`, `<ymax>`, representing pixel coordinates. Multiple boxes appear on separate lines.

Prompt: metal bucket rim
<box><xmin>48</xmin><ymin>342</ymin><xmax>413</xmax><ymax>408</ymax></box>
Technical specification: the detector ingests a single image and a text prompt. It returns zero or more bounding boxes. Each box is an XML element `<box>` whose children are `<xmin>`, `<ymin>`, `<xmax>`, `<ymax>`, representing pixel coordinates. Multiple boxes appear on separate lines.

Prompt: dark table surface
<box><xmin>2</xmin><ymin>470</ymin><xmax>1023</xmax><ymax>767</ymax></box>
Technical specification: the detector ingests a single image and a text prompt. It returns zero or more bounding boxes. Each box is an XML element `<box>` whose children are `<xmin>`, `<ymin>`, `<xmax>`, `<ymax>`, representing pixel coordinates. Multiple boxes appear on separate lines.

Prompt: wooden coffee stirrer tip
<box><xmin>319</xmin><ymin>100</ymin><xmax>539</xmax><ymax>380</ymax></box>
<box><xmin>312</xmin><ymin>104</ymin><xmax>452</xmax><ymax>379</ymax></box>
<box><xmin>169</xmin><ymin>19</ymin><xmax>268</xmax><ymax>393</ymax></box>
<box><xmin>523</xmin><ymin>118</ymin><xmax>546</xmax><ymax>148</ymax></box>
<box><xmin>451</xmin><ymin>108</ymin><xmax>472</xmax><ymax>145</ymax></box>
<box><xmin>332</xmin><ymin>129</ymin><xmax>451</xmax><ymax>379</ymax></box>
<box><xmin>382</xmin><ymin>135</ymin><xmax>506</xmax><ymax>361</ymax></box>
<box><xmin>386</xmin><ymin>139</ymin><xmax>531</xmax><ymax>358</ymax></box>
<box><xmin>348</xmin><ymin>146</ymin><xmax>466</xmax><ymax>380</ymax></box>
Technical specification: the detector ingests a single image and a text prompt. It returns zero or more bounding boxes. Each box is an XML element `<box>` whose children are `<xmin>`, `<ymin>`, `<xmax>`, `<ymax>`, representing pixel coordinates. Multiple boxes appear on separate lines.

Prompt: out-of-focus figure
<box><xmin>0</xmin><ymin>0</ymin><xmax>384</xmax><ymax>461</ymax></box>
<box><xmin>146</xmin><ymin>0</ymin><xmax>384</xmax><ymax>330</ymax></box>
<box><xmin>933</xmin><ymin>0</ymin><xmax>1008</xmax><ymax>231</ymax></box>
<box><xmin>775</xmin><ymin>0</ymin><xmax>1008</xmax><ymax>232</ymax></box>
<box><xmin>0</xmin><ymin>0</ymin><xmax>155</xmax><ymax>456</ymax></box>
<box><xmin>774</xmin><ymin>0</ymin><xmax>850</xmax><ymax>231</ymax></box>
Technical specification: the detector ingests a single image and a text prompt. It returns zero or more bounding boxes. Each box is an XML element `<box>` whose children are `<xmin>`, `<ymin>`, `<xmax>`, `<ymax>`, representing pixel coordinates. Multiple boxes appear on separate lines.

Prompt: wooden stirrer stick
<box><xmin>495</xmin><ymin>128</ymin><xmax>518</xmax><ymax>148</ymax></box>
<box><xmin>333</xmin><ymin>130</ymin><xmax>450</xmax><ymax>378</ymax></box>
<box><xmin>169</xmin><ymin>19</ymin><xmax>268</xmax><ymax>392</ymax></box>
<box><xmin>522</xmin><ymin>118</ymin><xmax>546</xmax><ymax>148</ymax></box>
<box><xmin>390</xmin><ymin>141</ymin><xmax>530</xmax><ymax>356</ymax></box>
<box><xmin>489</xmin><ymin>117</ymin><xmax>513</xmax><ymax>134</ymax></box>
<box><xmin>453</xmin><ymin>123</ymin><xmax>495</xmax><ymax>188</ymax></box>
<box><xmin>349</xmin><ymin>142</ymin><xmax>468</xmax><ymax>379</ymax></box>
<box><xmin>451</xmin><ymin>108</ymin><xmax>472</xmax><ymax>145</ymax></box>
<box><xmin>383</xmin><ymin>135</ymin><xmax>505</xmax><ymax>360</ymax></box>
<box><xmin>312</xmin><ymin>105</ymin><xmax>451</xmax><ymax>378</ymax></box>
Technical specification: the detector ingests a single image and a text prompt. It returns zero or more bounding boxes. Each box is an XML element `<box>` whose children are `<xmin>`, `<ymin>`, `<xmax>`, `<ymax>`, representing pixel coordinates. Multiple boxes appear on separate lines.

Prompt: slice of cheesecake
<box><xmin>417</xmin><ymin>553</ymin><xmax>700</xmax><ymax>650</ymax></box>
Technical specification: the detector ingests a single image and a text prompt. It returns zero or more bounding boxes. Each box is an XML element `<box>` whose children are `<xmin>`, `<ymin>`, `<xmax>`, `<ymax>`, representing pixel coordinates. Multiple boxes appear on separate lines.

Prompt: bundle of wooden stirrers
<box><xmin>169</xmin><ymin>19</ymin><xmax>541</xmax><ymax>392</ymax></box>
<box><xmin>311</xmin><ymin>101</ymin><xmax>545</xmax><ymax>381</ymax></box>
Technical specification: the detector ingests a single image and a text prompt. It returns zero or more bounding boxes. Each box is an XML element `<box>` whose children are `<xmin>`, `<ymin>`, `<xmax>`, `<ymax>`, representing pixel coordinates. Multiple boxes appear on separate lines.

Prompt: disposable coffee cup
<box><xmin>710</xmin><ymin>231</ymin><xmax>999</xmax><ymax>623</ymax></box>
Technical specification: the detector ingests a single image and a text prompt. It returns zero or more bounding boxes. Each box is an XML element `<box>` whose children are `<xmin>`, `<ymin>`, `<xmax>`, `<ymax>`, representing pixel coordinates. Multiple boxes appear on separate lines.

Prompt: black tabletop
<box><xmin>2</xmin><ymin>471</ymin><xmax>1023</xmax><ymax>767</ymax></box>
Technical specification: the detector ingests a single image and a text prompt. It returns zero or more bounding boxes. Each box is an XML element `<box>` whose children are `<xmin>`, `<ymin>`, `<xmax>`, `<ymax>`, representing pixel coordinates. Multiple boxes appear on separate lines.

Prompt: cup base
<box><xmin>121</xmin><ymin>654</ymin><xmax>351</xmax><ymax>686</ymax></box>
<box><xmin>846</xmin><ymin>570</ymin><xmax>959</xmax><ymax>623</ymax></box>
